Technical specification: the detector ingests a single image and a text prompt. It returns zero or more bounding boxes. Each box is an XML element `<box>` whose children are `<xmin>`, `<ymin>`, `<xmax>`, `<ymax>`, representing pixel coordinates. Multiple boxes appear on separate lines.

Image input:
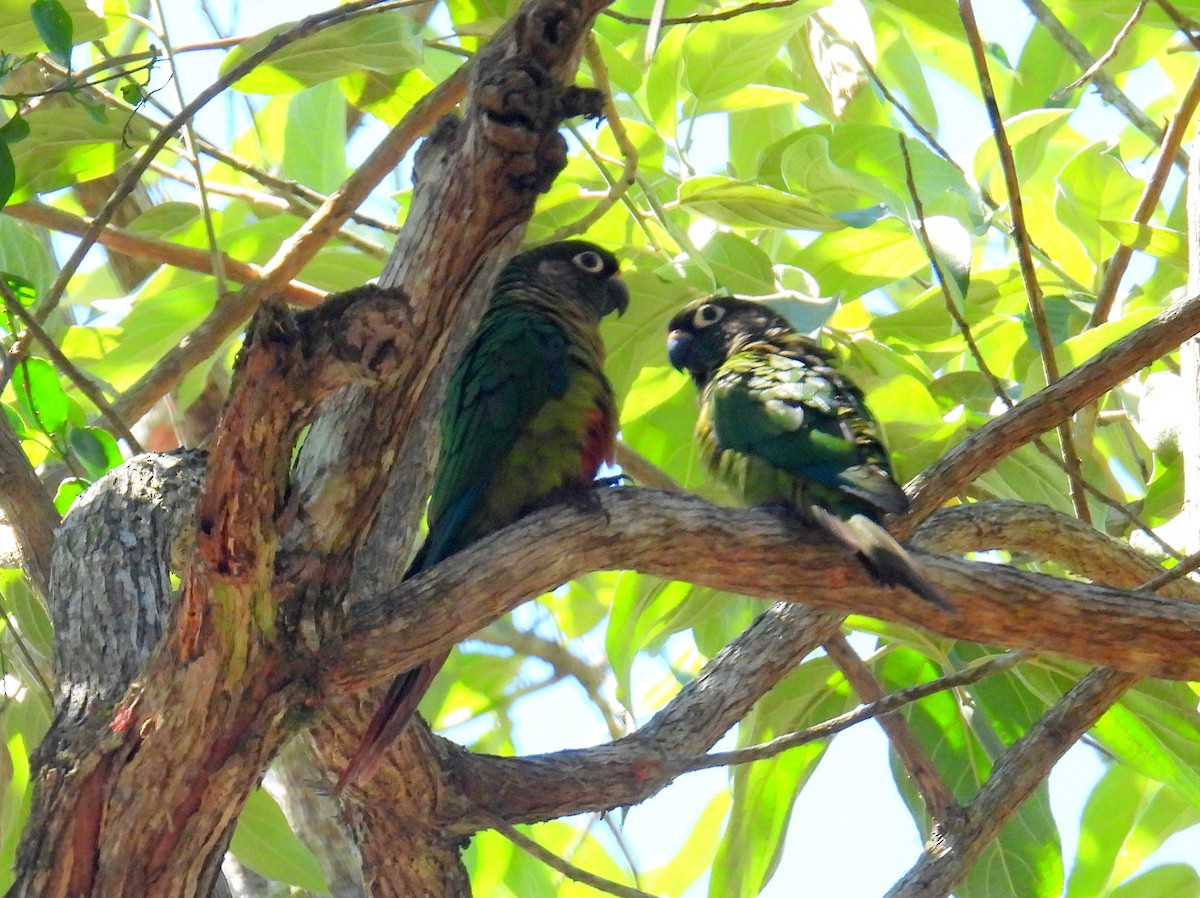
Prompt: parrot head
<box><xmin>503</xmin><ymin>240</ymin><xmax>629</xmax><ymax>320</ymax></box>
<box><xmin>667</xmin><ymin>295</ymin><xmax>805</xmax><ymax>387</ymax></box>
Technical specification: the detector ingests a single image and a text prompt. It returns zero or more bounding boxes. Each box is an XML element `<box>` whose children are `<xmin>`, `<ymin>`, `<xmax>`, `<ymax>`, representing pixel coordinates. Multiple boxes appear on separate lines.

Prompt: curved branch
<box><xmin>331</xmin><ymin>489</ymin><xmax>1200</xmax><ymax>691</ymax></box>
<box><xmin>913</xmin><ymin>500</ymin><xmax>1200</xmax><ymax>599</ymax></box>
<box><xmin>905</xmin><ymin>287</ymin><xmax>1200</xmax><ymax>524</ymax></box>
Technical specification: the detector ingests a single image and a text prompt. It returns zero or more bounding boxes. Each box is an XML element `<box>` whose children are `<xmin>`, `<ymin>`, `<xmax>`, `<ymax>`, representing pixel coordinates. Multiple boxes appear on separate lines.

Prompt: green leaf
<box><xmin>0</xmin><ymin>272</ymin><xmax>35</xmax><ymax>307</ymax></box>
<box><xmin>52</xmin><ymin>476</ymin><xmax>86</xmax><ymax>515</ymax></box>
<box><xmin>678</xmin><ymin>176</ymin><xmax>845</xmax><ymax>231</ymax></box>
<box><xmin>67</xmin><ymin>425</ymin><xmax>121</xmax><ymax>479</ymax></box>
<box><xmin>221</xmin><ymin>12</ymin><xmax>421</xmax><ymax>94</ymax></box>
<box><xmin>230</xmin><ymin>788</ymin><xmax>329</xmax><ymax>894</ymax></box>
<box><xmin>1110</xmin><ymin>865</ymin><xmax>1200</xmax><ymax>898</ymax></box>
<box><xmin>702</xmin><ymin>232</ymin><xmax>776</xmax><ymax>295</ymax></box>
<box><xmin>282</xmin><ymin>80</ymin><xmax>346</xmax><ymax>193</ymax></box>
<box><xmin>0</xmin><ymin>114</ymin><xmax>29</xmax><ymax>144</ymax></box>
<box><xmin>1055</xmin><ymin>142</ymin><xmax>1142</xmax><ymax>265</ymax></box>
<box><xmin>8</xmin><ymin>106</ymin><xmax>153</xmax><ymax>204</ymax></box>
<box><xmin>921</xmin><ymin>214</ymin><xmax>972</xmax><ymax>306</ymax></box>
<box><xmin>0</xmin><ymin>140</ymin><xmax>14</xmax><ymax>212</ymax></box>
<box><xmin>30</xmin><ymin>0</ymin><xmax>73</xmax><ymax>65</ymax></box>
<box><xmin>9</xmin><ymin>357</ymin><xmax>68</xmax><ymax>435</ymax></box>
<box><xmin>1099</xmin><ymin>220</ymin><xmax>1187</xmax><ymax>270</ymax></box>
<box><xmin>0</xmin><ymin>0</ymin><xmax>100</xmax><ymax>56</ymax></box>
<box><xmin>680</xmin><ymin>3</ymin><xmax>817</xmax><ymax>102</ymax></box>
<box><xmin>710</xmin><ymin>656</ymin><xmax>854</xmax><ymax>898</ymax></box>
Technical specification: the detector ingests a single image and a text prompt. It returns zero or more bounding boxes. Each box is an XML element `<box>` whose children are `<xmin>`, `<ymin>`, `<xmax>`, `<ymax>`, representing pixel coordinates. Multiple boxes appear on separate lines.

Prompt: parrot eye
<box><xmin>693</xmin><ymin>304</ymin><xmax>725</xmax><ymax>328</ymax></box>
<box><xmin>573</xmin><ymin>250</ymin><xmax>606</xmax><ymax>274</ymax></box>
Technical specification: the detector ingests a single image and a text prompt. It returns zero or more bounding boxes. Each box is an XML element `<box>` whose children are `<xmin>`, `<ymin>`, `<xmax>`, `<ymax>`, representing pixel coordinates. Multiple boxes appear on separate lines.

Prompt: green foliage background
<box><xmin>3</xmin><ymin>1</ymin><xmax>1200</xmax><ymax>896</ymax></box>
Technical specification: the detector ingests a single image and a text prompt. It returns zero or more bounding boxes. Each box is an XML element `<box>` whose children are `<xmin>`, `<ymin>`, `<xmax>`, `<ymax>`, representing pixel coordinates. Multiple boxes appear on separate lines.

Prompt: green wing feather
<box><xmin>704</xmin><ymin>350</ymin><xmax>909</xmax><ymax>520</ymax></box>
<box><xmin>421</xmin><ymin>304</ymin><xmax>573</xmax><ymax>565</ymax></box>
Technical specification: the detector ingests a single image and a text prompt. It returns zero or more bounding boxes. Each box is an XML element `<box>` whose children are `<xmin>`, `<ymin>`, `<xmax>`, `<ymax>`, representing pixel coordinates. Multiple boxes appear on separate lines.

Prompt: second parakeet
<box><xmin>666</xmin><ymin>295</ymin><xmax>949</xmax><ymax>611</ymax></box>
<box><xmin>338</xmin><ymin>240</ymin><xmax>629</xmax><ymax>789</ymax></box>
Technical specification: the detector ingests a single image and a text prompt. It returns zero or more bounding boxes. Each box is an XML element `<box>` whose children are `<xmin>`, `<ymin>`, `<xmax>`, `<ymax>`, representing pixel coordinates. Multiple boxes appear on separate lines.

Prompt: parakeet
<box><xmin>666</xmin><ymin>295</ymin><xmax>949</xmax><ymax>611</ymax></box>
<box><xmin>338</xmin><ymin>240</ymin><xmax>629</xmax><ymax>790</ymax></box>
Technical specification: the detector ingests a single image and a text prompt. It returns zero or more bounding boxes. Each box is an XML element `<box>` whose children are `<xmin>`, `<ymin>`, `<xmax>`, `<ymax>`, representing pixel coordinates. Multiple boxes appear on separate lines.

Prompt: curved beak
<box><xmin>605</xmin><ymin>276</ymin><xmax>630</xmax><ymax>317</ymax></box>
<box><xmin>666</xmin><ymin>329</ymin><xmax>692</xmax><ymax>370</ymax></box>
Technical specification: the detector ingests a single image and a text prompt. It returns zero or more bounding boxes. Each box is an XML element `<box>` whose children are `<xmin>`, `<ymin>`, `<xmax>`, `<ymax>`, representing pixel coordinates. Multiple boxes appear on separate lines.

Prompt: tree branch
<box><xmin>329</xmin><ymin>489</ymin><xmax>1200</xmax><ymax>696</ymax></box>
<box><xmin>884</xmin><ymin>669</ymin><xmax>1139</xmax><ymax>898</ymax></box>
<box><xmin>905</xmin><ymin>287</ymin><xmax>1200</xmax><ymax>524</ymax></box>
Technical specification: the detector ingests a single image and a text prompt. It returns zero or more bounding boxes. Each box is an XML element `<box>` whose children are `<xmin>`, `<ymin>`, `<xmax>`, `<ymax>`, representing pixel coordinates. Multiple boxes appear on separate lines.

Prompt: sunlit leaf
<box><xmin>230</xmin><ymin>788</ymin><xmax>329</xmax><ymax>894</ymax></box>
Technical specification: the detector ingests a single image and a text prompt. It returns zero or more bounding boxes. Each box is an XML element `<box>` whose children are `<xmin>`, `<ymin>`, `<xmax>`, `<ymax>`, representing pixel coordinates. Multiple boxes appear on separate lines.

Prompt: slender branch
<box><xmin>884</xmin><ymin>669</ymin><xmax>1139</xmax><ymax>898</ymax></box>
<box><xmin>107</xmin><ymin>65</ymin><xmax>465</xmax><ymax>431</ymax></box>
<box><xmin>1022</xmin><ymin>0</ymin><xmax>1188</xmax><ymax>170</ymax></box>
<box><xmin>1089</xmin><ymin>58</ymin><xmax>1200</xmax><ymax>325</ymax></box>
<box><xmin>486</xmin><ymin>816</ymin><xmax>659</xmax><ymax>898</ymax></box>
<box><xmin>0</xmin><ymin>279</ymin><xmax>143</xmax><ymax>451</ymax></box>
<box><xmin>1053</xmin><ymin>0</ymin><xmax>1148</xmax><ymax>98</ymax></box>
<box><xmin>4</xmin><ymin>202</ymin><xmax>325</xmax><ymax>307</ymax></box>
<box><xmin>905</xmin><ymin>287</ymin><xmax>1200</xmax><ymax>525</ymax></box>
<box><xmin>690</xmin><ymin>651</ymin><xmax>1029</xmax><ymax>774</ymax></box>
<box><xmin>823</xmin><ymin>633</ymin><xmax>956</xmax><ymax>820</ymax></box>
<box><xmin>0</xmin><ymin>412</ymin><xmax>57</xmax><ymax>596</ymax></box>
<box><xmin>960</xmin><ymin>0</ymin><xmax>1090</xmax><ymax>522</ymax></box>
<box><xmin>27</xmin><ymin>0</ymin><xmax>400</xmax><ymax>328</ymax></box>
<box><xmin>146</xmin><ymin>0</ymin><xmax>228</xmax><ymax>296</ymax></box>
<box><xmin>605</xmin><ymin>0</ymin><xmax>801</xmax><ymax>26</ymax></box>
<box><xmin>548</xmin><ymin>39</ymin><xmax>638</xmax><ymax>242</ymax></box>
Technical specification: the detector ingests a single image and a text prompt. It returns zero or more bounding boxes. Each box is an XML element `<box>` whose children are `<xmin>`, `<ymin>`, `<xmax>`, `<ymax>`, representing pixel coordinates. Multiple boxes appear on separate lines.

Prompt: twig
<box><xmin>1053</xmin><ymin>0</ymin><xmax>1148</xmax><ymax>98</ymax></box>
<box><xmin>145</xmin><ymin>0</ymin><xmax>228</xmax><ymax>295</ymax></box>
<box><xmin>25</xmin><ymin>0</ymin><xmax>401</xmax><ymax>329</ymax></box>
<box><xmin>4</xmin><ymin>202</ymin><xmax>325</xmax><ymax>307</ymax></box>
<box><xmin>613</xmin><ymin>441</ymin><xmax>683</xmax><ymax>492</ymax></box>
<box><xmin>1089</xmin><ymin>59</ymin><xmax>1200</xmax><ymax>326</ymax></box>
<box><xmin>686</xmin><ymin>651</ymin><xmax>1030</xmax><ymax>773</ymax></box>
<box><xmin>1154</xmin><ymin>0</ymin><xmax>1200</xmax><ymax>52</ymax></box>
<box><xmin>606</xmin><ymin>0</ymin><xmax>801</xmax><ymax>26</ymax></box>
<box><xmin>487</xmin><ymin>815</ymin><xmax>660</xmax><ymax>898</ymax></box>
<box><xmin>885</xmin><ymin>668</ymin><xmax>1138</xmax><ymax>898</ymax></box>
<box><xmin>106</xmin><ymin>60</ymin><xmax>467</xmax><ymax>428</ymax></box>
<box><xmin>0</xmin><ymin>279</ymin><xmax>143</xmax><ymax>452</ymax></box>
<box><xmin>476</xmin><ymin>619</ymin><xmax>628</xmax><ymax>740</ymax></box>
<box><xmin>1022</xmin><ymin>0</ymin><xmax>1188</xmax><ymax>170</ymax></box>
<box><xmin>548</xmin><ymin>38</ymin><xmax>639</xmax><ymax>242</ymax></box>
<box><xmin>823</xmin><ymin>633</ymin><xmax>956</xmax><ymax>820</ymax></box>
<box><xmin>960</xmin><ymin>0</ymin><xmax>1091</xmax><ymax>523</ymax></box>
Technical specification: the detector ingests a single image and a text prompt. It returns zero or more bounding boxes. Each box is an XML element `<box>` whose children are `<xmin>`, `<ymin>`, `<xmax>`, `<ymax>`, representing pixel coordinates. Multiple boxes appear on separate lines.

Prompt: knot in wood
<box><xmin>512</xmin><ymin>0</ymin><xmax>583</xmax><ymax>66</ymax></box>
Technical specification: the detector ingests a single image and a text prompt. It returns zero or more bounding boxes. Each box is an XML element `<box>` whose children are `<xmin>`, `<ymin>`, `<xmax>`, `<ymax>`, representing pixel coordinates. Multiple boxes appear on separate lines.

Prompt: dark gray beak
<box><xmin>605</xmin><ymin>276</ymin><xmax>630</xmax><ymax>317</ymax></box>
<box><xmin>667</xmin><ymin>329</ymin><xmax>692</xmax><ymax>370</ymax></box>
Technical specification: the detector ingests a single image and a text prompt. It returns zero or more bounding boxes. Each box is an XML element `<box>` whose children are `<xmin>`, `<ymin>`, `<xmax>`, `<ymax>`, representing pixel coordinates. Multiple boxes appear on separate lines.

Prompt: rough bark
<box><xmin>13</xmin><ymin>1</ymin><xmax>613</xmax><ymax>895</ymax></box>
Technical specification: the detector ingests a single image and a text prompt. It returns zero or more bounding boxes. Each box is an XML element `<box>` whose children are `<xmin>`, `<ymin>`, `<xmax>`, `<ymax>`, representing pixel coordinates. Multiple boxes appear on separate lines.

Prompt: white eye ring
<box><xmin>573</xmin><ymin>250</ymin><xmax>606</xmax><ymax>274</ymax></box>
<box><xmin>693</xmin><ymin>303</ymin><xmax>725</xmax><ymax>327</ymax></box>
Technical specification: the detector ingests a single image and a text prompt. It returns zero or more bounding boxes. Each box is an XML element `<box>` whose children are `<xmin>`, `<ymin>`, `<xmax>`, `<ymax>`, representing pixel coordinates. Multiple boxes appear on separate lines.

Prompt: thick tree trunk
<box><xmin>13</xmin><ymin>2</ymin><xmax>610</xmax><ymax>894</ymax></box>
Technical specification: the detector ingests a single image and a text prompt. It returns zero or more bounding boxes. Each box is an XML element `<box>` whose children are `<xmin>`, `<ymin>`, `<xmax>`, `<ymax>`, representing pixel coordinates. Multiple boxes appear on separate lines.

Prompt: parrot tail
<box><xmin>334</xmin><ymin>651</ymin><xmax>449</xmax><ymax>793</ymax></box>
<box><xmin>809</xmin><ymin>506</ymin><xmax>953</xmax><ymax>613</ymax></box>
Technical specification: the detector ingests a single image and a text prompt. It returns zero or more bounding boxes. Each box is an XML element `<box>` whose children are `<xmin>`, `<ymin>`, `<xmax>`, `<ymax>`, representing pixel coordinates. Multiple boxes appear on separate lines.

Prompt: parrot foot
<box><xmin>535</xmin><ymin>483</ymin><xmax>612</xmax><ymax>522</ymax></box>
<box><xmin>593</xmin><ymin>473</ymin><xmax>631</xmax><ymax>488</ymax></box>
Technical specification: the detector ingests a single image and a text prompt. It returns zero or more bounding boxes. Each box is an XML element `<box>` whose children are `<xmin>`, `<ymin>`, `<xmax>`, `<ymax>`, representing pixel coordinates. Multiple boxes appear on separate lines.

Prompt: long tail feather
<box><xmin>810</xmin><ymin>506</ymin><xmax>953</xmax><ymax>613</ymax></box>
<box><xmin>334</xmin><ymin>651</ymin><xmax>449</xmax><ymax>793</ymax></box>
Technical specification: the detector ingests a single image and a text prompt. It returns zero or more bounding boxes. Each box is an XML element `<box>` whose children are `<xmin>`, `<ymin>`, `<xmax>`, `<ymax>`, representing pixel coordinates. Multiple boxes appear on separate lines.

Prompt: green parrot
<box><xmin>338</xmin><ymin>240</ymin><xmax>629</xmax><ymax>790</ymax></box>
<box><xmin>666</xmin><ymin>295</ymin><xmax>949</xmax><ymax>611</ymax></box>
